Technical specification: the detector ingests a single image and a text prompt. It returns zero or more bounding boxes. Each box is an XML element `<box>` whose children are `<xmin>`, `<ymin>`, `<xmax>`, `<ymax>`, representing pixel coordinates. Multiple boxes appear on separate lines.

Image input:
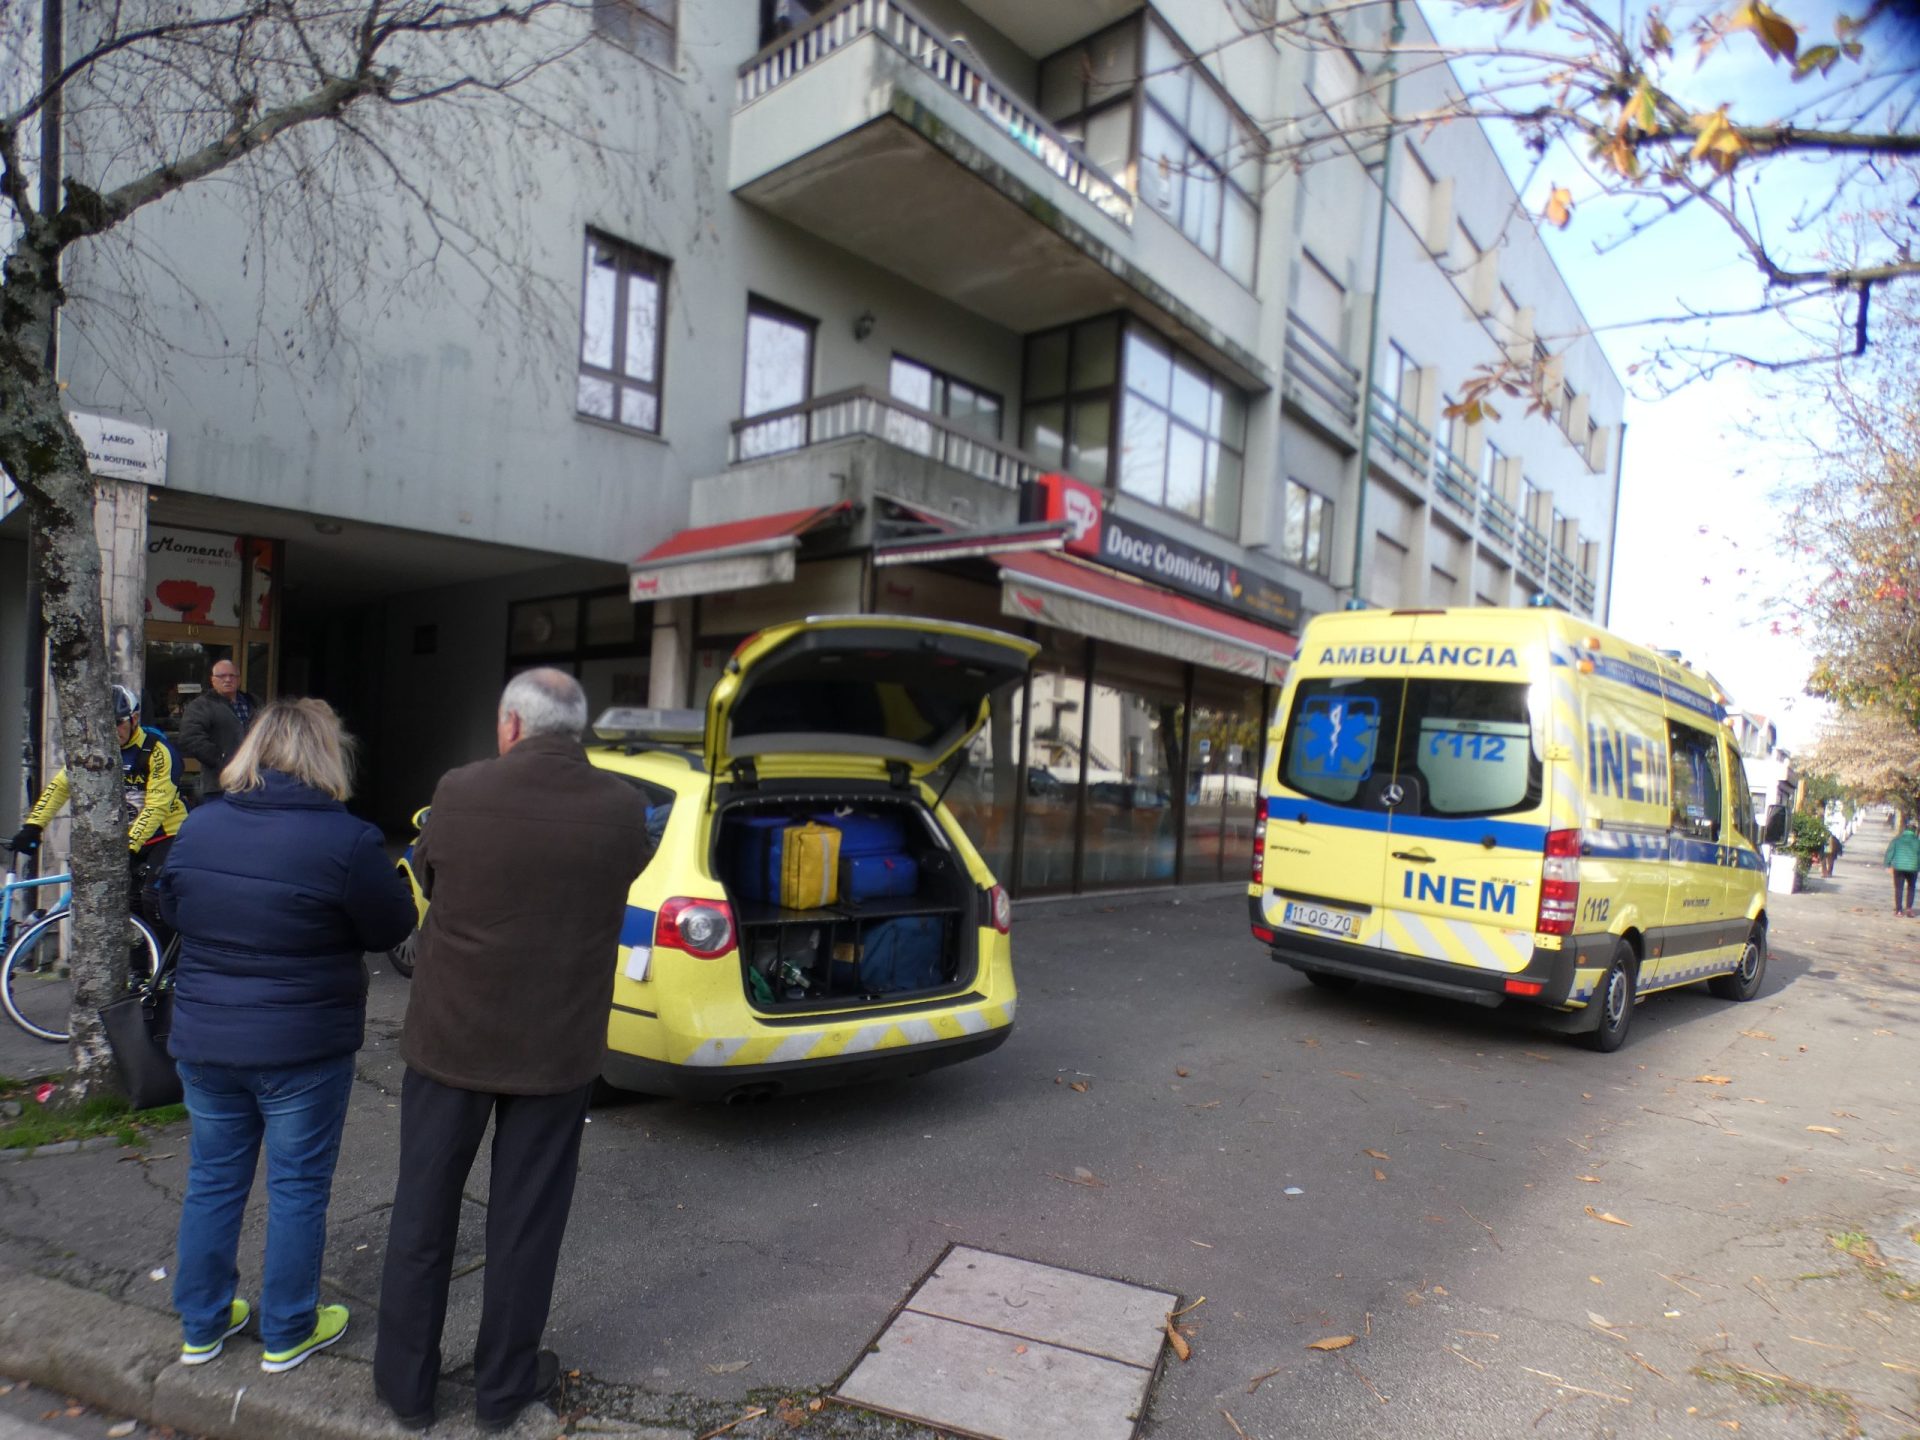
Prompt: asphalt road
<box><xmin>3</xmin><ymin>847</ymin><xmax>1916</xmax><ymax>1439</ymax></box>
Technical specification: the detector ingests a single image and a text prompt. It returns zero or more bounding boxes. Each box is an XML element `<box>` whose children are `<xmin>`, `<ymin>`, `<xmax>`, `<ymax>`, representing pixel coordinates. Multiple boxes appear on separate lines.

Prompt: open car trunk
<box><xmin>715</xmin><ymin>791</ymin><xmax>978</xmax><ymax>1012</ymax></box>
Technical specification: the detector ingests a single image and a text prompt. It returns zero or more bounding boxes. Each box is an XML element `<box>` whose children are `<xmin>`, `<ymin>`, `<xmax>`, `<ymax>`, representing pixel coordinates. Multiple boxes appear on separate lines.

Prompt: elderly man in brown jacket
<box><xmin>373</xmin><ymin>668</ymin><xmax>653</xmax><ymax>1433</ymax></box>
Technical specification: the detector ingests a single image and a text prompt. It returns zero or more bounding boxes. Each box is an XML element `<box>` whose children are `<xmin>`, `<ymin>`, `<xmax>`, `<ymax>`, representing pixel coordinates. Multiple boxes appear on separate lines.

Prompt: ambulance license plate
<box><xmin>1282</xmin><ymin>901</ymin><xmax>1360</xmax><ymax>939</ymax></box>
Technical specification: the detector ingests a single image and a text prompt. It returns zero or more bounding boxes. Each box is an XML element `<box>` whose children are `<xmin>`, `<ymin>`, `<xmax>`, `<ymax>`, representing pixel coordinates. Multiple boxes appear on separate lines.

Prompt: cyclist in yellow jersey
<box><xmin>10</xmin><ymin>685</ymin><xmax>190</xmax><ymax>930</ymax></box>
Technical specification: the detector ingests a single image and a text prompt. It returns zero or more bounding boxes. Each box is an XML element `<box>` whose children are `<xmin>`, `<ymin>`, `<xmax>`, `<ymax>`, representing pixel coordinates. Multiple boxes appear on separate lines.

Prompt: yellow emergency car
<box><xmin>391</xmin><ymin>616</ymin><xmax>1035</xmax><ymax>1100</ymax></box>
<box><xmin>1250</xmin><ymin>606</ymin><xmax>1767</xmax><ymax>1051</ymax></box>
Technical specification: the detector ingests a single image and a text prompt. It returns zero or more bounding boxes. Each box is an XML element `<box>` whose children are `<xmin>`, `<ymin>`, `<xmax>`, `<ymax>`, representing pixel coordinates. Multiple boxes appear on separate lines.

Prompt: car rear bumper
<box><xmin>1250</xmin><ymin>895</ymin><xmax>1610</xmax><ymax>1016</ymax></box>
<box><xmin>600</xmin><ymin>1024</ymin><xmax>1013</xmax><ymax>1102</ymax></box>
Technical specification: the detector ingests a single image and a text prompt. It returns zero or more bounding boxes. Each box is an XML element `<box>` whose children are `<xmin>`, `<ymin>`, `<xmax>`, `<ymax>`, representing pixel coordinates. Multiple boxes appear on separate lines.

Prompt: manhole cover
<box><xmin>836</xmin><ymin>1246</ymin><xmax>1177</xmax><ymax>1440</ymax></box>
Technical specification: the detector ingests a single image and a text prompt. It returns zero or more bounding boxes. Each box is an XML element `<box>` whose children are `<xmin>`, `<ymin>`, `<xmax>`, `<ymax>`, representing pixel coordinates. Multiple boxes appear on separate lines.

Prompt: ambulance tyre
<box><xmin>1580</xmin><ymin>942</ymin><xmax>1637</xmax><ymax>1053</ymax></box>
<box><xmin>1708</xmin><ymin>923</ymin><xmax>1766</xmax><ymax>1002</ymax></box>
<box><xmin>386</xmin><ymin>928</ymin><xmax>418</xmax><ymax>979</ymax></box>
<box><xmin>1305</xmin><ymin>971</ymin><xmax>1359</xmax><ymax>993</ymax></box>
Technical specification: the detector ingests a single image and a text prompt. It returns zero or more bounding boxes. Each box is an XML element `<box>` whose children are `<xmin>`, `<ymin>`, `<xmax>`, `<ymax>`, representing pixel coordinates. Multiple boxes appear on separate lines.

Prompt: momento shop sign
<box><xmin>1024</xmin><ymin>472</ymin><xmax>1301</xmax><ymax>633</ymax></box>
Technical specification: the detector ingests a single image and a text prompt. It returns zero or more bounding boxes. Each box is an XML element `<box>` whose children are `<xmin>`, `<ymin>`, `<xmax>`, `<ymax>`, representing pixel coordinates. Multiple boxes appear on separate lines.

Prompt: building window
<box><xmin>1480</xmin><ymin>440</ymin><xmax>1504</xmax><ymax>496</ymax></box>
<box><xmin>890</xmin><ymin>355</ymin><xmax>1003</xmax><ymax>442</ymax></box>
<box><xmin>1022</xmin><ymin>316</ymin><xmax>1121</xmax><ymax>487</ymax></box>
<box><xmin>1521</xmin><ymin>478</ymin><xmax>1544</xmax><ymax>530</ymax></box>
<box><xmin>1040</xmin><ymin>14</ymin><xmax>1263</xmax><ymax>288</ymax></box>
<box><xmin>592</xmin><ymin>0</ymin><xmax>675</xmax><ymax>64</ymax></box>
<box><xmin>739</xmin><ymin>296</ymin><xmax>817</xmax><ymax>458</ymax></box>
<box><xmin>578</xmin><ymin>233</ymin><xmax>667</xmax><ymax>434</ymax></box>
<box><xmin>1282</xmin><ymin>480</ymin><xmax>1331</xmax><ymax>576</ymax></box>
<box><xmin>1384</xmin><ymin>341</ymin><xmax>1419</xmax><ymax>411</ymax></box>
<box><xmin>1117</xmin><ymin>324</ymin><xmax>1247</xmax><ymax>532</ymax></box>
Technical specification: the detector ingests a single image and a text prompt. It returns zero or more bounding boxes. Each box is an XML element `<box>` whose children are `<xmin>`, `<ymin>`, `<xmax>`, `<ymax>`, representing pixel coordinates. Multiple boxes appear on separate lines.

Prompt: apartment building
<box><xmin>2</xmin><ymin>0</ymin><xmax>1623</xmax><ymax>895</ymax></box>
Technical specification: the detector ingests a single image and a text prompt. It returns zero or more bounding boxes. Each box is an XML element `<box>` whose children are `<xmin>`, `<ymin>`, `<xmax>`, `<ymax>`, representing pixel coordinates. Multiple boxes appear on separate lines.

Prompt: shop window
<box><xmin>1019</xmin><ymin>655</ymin><xmax>1088</xmax><ymax>894</ymax></box>
<box><xmin>739</xmin><ymin>295</ymin><xmax>817</xmax><ymax>458</ymax></box>
<box><xmin>507</xmin><ymin>587</ymin><xmax>648</xmax><ymax>719</ymax></box>
<box><xmin>1079</xmin><ymin>653</ymin><xmax>1184</xmax><ymax>889</ymax></box>
<box><xmin>1117</xmin><ymin>324</ymin><xmax>1246</xmax><ymax>532</ymax></box>
<box><xmin>934</xmin><ymin>679</ymin><xmax>1026</xmax><ymax>883</ymax></box>
<box><xmin>1282</xmin><ymin>480</ymin><xmax>1331</xmax><ymax>577</ymax></box>
<box><xmin>508</xmin><ymin>596</ymin><xmax>580</xmax><ymax>658</ymax></box>
<box><xmin>1182</xmin><ymin>677</ymin><xmax>1263</xmax><ymax>883</ymax></box>
<box><xmin>578</xmin><ymin>233</ymin><xmax>668</xmax><ymax>434</ymax></box>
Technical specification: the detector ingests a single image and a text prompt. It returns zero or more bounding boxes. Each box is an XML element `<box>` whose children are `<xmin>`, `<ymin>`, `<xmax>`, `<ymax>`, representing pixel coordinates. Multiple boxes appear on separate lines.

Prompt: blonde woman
<box><xmin>157</xmin><ymin>700</ymin><xmax>416</xmax><ymax>1374</ymax></box>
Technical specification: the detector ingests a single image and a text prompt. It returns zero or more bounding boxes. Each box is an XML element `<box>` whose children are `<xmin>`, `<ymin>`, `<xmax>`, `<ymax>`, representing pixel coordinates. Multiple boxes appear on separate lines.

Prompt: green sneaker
<box><xmin>180</xmin><ymin>1298</ymin><xmax>251</xmax><ymax>1365</ymax></box>
<box><xmin>260</xmin><ymin>1304</ymin><xmax>349</xmax><ymax>1374</ymax></box>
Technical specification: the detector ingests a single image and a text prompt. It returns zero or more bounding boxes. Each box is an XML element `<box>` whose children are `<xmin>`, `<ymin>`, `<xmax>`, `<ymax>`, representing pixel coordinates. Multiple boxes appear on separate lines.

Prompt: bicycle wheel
<box><xmin>1</xmin><ymin>910</ymin><xmax>163</xmax><ymax>1043</ymax></box>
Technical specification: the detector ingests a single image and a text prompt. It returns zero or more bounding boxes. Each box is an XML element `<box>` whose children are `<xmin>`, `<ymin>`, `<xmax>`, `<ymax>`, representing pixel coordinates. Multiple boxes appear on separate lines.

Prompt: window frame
<box><xmin>577</xmin><ymin>231</ymin><xmax>669</xmax><ymax>436</ymax></box>
<box><xmin>741</xmin><ymin>294</ymin><xmax>818</xmax><ymax>419</ymax></box>
<box><xmin>591</xmin><ymin>0</ymin><xmax>677</xmax><ymax>66</ymax></box>
<box><xmin>1282</xmin><ymin>478</ymin><xmax>1332</xmax><ymax>577</ymax></box>
<box><xmin>1115</xmin><ymin>319</ymin><xmax>1248</xmax><ymax>532</ymax></box>
<box><xmin>889</xmin><ymin>353</ymin><xmax>1005</xmax><ymax>441</ymax></box>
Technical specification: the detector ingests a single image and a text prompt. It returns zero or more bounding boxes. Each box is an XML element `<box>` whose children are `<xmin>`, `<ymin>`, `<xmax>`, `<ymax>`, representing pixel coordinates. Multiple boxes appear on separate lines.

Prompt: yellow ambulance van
<box><xmin>1250</xmin><ymin>607</ymin><xmax>1768</xmax><ymax>1051</ymax></box>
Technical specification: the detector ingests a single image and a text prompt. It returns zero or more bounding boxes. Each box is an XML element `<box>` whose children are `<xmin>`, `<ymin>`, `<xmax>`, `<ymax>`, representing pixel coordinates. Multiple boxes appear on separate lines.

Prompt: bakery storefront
<box><xmin>630</xmin><ymin>476</ymin><xmax>1300</xmax><ymax>898</ymax></box>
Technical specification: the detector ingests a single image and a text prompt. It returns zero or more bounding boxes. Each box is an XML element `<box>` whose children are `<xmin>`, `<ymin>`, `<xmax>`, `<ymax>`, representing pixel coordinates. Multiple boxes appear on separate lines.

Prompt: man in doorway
<box><xmin>373</xmin><ymin>669</ymin><xmax>654</xmax><ymax>1433</ymax></box>
<box><xmin>178</xmin><ymin>659</ymin><xmax>257</xmax><ymax>801</ymax></box>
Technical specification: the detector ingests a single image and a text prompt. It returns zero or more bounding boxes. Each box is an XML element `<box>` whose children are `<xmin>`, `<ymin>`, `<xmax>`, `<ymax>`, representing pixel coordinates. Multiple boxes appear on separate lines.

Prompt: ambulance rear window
<box><xmin>1279</xmin><ymin>677</ymin><xmax>1542</xmax><ymax>818</ymax></box>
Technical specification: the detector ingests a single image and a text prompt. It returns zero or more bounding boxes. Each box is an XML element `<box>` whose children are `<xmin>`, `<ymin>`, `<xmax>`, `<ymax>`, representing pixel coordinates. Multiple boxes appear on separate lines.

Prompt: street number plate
<box><xmin>1281</xmin><ymin>900</ymin><xmax>1361</xmax><ymax>939</ymax></box>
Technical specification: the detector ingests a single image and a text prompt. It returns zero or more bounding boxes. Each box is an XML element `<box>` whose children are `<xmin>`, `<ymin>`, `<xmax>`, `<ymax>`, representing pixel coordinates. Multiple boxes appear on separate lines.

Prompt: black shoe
<box><xmin>475</xmin><ymin>1349</ymin><xmax>561</xmax><ymax>1433</ymax></box>
<box><xmin>375</xmin><ymin>1386</ymin><xmax>436</xmax><ymax>1432</ymax></box>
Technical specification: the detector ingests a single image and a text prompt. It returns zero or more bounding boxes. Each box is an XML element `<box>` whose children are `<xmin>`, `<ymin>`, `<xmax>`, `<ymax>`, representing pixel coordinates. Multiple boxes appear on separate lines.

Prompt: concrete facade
<box><xmin>9</xmin><ymin>0</ymin><xmax>1623</xmax><ymax>845</ymax></box>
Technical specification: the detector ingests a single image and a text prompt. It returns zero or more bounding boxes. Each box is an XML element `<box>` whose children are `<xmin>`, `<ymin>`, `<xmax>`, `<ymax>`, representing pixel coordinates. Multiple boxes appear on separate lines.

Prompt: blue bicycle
<box><xmin>1</xmin><ymin>849</ymin><xmax>164</xmax><ymax>1043</ymax></box>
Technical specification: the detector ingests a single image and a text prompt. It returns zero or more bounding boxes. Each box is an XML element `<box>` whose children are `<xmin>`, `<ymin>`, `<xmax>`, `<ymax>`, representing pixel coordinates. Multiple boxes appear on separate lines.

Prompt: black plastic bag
<box><xmin>99</xmin><ymin>987</ymin><xmax>181</xmax><ymax>1110</ymax></box>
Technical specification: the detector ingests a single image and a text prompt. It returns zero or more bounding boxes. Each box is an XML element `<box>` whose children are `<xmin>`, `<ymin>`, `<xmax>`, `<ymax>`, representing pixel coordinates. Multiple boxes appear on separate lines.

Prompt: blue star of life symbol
<box><xmin>1296</xmin><ymin>695</ymin><xmax>1379</xmax><ymax>782</ymax></box>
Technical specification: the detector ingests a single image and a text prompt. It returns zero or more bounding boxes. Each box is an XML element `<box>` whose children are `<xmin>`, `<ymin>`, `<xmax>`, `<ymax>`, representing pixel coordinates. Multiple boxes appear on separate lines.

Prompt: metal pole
<box><xmin>1601</xmin><ymin>420</ymin><xmax>1627</xmax><ymax>625</ymax></box>
<box><xmin>1345</xmin><ymin>1</ymin><xmax>1406</xmax><ymax>607</ymax></box>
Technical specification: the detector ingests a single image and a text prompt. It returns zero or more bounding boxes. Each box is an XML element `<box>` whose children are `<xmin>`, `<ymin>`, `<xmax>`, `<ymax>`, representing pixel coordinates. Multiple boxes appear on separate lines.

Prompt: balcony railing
<box><xmin>731</xmin><ymin>385</ymin><xmax>1044</xmax><ymax>490</ymax></box>
<box><xmin>1480</xmin><ymin>492</ymin><xmax>1516</xmax><ymax>550</ymax></box>
<box><xmin>1434</xmin><ymin>450</ymin><xmax>1476</xmax><ymax>518</ymax></box>
<box><xmin>1576</xmin><ymin>571</ymin><xmax>1597</xmax><ymax>614</ymax></box>
<box><xmin>1519</xmin><ymin>522</ymin><xmax>1550</xmax><ymax>577</ymax></box>
<box><xmin>1283</xmin><ymin>311</ymin><xmax>1361</xmax><ymax>425</ymax></box>
<box><xmin>737</xmin><ymin>0</ymin><xmax>1135</xmax><ymax>227</ymax></box>
<box><xmin>1368</xmin><ymin>386</ymin><xmax>1434</xmax><ymax>477</ymax></box>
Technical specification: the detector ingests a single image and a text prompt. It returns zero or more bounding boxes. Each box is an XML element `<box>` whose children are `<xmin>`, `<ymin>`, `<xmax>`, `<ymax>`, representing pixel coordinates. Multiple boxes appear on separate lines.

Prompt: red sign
<box><xmin>1029</xmin><ymin>472</ymin><xmax>1103</xmax><ymax>560</ymax></box>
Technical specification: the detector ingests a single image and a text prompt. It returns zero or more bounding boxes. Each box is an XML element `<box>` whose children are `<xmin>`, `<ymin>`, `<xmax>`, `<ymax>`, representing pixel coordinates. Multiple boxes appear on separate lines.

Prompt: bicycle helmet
<box><xmin>112</xmin><ymin>684</ymin><xmax>140</xmax><ymax>721</ymax></box>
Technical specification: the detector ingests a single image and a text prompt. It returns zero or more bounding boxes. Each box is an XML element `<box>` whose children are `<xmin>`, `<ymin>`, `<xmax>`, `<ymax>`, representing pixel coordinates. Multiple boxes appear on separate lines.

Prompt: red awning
<box><xmin>630</xmin><ymin>501</ymin><xmax>852</xmax><ymax>602</ymax></box>
<box><xmin>999</xmin><ymin>549</ymin><xmax>1296</xmax><ymax>684</ymax></box>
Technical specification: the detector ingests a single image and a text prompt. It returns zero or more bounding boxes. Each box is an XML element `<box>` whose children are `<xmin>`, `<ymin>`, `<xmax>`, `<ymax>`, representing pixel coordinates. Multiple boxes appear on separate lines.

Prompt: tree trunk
<box><xmin>0</xmin><ymin>245</ymin><xmax>127</xmax><ymax>1099</ymax></box>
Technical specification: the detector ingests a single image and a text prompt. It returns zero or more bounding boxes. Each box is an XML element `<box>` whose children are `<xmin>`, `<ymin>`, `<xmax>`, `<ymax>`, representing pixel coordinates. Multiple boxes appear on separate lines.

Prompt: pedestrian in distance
<box><xmin>374</xmin><ymin>669</ymin><xmax>654</xmax><ymax>1433</ymax></box>
<box><xmin>177</xmin><ymin>658</ymin><xmax>258</xmax><ymax>802</ymax></box>
<box><xmin>1822</xmin><ymin>829</ymin><xmax>1843</xmax><ymax>879</ymax></box>
<box><xmin>157</xmin><ymin>699</ymin><xmax>417</xmax><ymax>1373</ymax></box>
<box><xmin>1885</xmin><ymin>817</ymin><xmax>1920</xmax><ymax>917</ymax></box>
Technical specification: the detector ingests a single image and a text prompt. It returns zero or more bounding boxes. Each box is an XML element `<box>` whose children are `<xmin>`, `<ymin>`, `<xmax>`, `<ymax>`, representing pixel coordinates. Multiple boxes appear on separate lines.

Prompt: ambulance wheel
<box><xmin>1305</xmin><ymin>971</ymin><xmax>1359</xmax><ymax>993</ymax></box>
<box><xmin>1580</xmin><ymin>943</ymin><xmax>1636</xmax><ymax>1053</ymax></box>
<box><xmin>1709</xmin><ymin>924</ymin><xmax>1766</xmax><ymax>1001</ymax></box>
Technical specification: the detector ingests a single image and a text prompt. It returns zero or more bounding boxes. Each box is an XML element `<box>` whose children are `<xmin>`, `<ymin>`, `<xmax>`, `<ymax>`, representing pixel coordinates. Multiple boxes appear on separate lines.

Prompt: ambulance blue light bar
<box><xmin>592</xmin><ymin>707</ymin><xmax>705</xmax><ymax>744</ymax></box>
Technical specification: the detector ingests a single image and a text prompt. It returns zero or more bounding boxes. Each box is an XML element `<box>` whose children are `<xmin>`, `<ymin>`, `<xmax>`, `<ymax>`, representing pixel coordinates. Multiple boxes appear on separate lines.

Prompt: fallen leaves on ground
<box><xmin>705</xmin><ymin>1360</ymin><xmax>750</xmax><ymax>1374</ymax></box>
<box><xmin>1584</xmin><ymin>1206</ymin><xmax>1633</xmax><ymax>1227</ymax></box>
<box><xmin>1692</xmin><ymin>1075</ymin><xmax>1732</xmax><ymax>1085</ymax></box>
<box><xmin>1307</xmin><ymin>1335</ymin><xmax>1356</xmax><ymax>1351</ymax></box>
<box><xmin>1165</xmin><ymin>1319</ymin><xmax>1192</xmax><ymax>1361</ymax></box>
<box><xmin>1740</xmin><ymin>1029</ymin><xmax>1774</xmax><ymax>1040</ymax></box>
<box><xmin>1577</xmin><ymin>1175</ymin><xmax>1601</xmax><ymax>1182</ymax></box>
<box><xmin>1805</xmin><ymin>1124</ymin><xmax>1843</xmax><ymax>1135</ymax></box>
<box><xmin>107</xmin><ymin>1424</ymin><xmax>137</xmax><ymax>1439</ymax></box>
<box><xmin>1046</xmin><ymin>1169</ymin><xmax>1106</xmax><ymax>1187</ymax></box>
<box><xmin>1069</xmin><ymin>1080</ymin><xmax>1090</xmax><ymax>1093</ymax></box>
<box><xmin>1363</xmin><ymin>1148</ymin><xmax>1389</xmax><ymax>1159</ymax></box>
<box><xmin>1176</xmin><ymin>1067</ymin><xmax>1190</xmax><ymax>1077</ymax></box>
<box><xmin>1373</xmin><ymin>1168</ymin><xmax>1387</xmax><ymax>1181</ymax></box>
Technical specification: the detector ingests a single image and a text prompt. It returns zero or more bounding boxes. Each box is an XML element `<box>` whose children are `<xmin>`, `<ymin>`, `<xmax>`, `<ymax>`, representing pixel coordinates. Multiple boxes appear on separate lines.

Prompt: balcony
<box><xmin>1480</xmin><ymin>492</ymin><xmax>1517</xmax><ymax>552</ymax></box>
<box><xmin>1282</xmin><ymin>312</ymin><xmax>1361</xmax><ymax>432</ymax></box>
<box><xmin>731</xmin><ymin>0</ymin><xmax>1265</xmax><ymax>386</ymax></box>
<box><xmin>1368</xmin><ymin>387</ymin><xmax>1435</xmax><ymax>479</ymax></box>
<box><xmin>1518</xmin><ymin>522</ymin><xmax>1550</xmax><ymax>579</ymax></box>
<box><xmin>1575</xmin><ymin>570</ymin><xmax>1598</xmax><ymax>614</ymax></box>
<box><xmin>1433</xmin><ymin>451</ymin><xmax>1476</xmax><ymax>522</ymax></box>
<box><xmin>695</xmin><ymin>386</ymin><xmax>1042</xmax><ymax>538</ymax></box>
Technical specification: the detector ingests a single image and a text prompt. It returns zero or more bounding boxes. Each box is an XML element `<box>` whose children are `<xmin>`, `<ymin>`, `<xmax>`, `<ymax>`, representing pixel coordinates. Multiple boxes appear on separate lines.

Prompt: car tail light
<box><xmin>655</xmin><ymin>897</ymin><xmax>736</xmax><ymax>958</ymax></box>
<box><xmin>1252</xmin><ymin>924</ymin><xmax>1276</xmax><ymax>945</ymax></box>
<box><xmin>1504</xmin><ymin>978</ymin><xmax>1544</xmax><ymax>996</ymax></box>
<box><xmin>1252</xmin><ymin>796</ymin><xmax>1268</xmax><ymax>886</ymax></box>
<box><xmin>988</xmin><ymin>885</ymin><xmax>1011</xmax><ymax>934</ymax></box>
<box><xmin>1537</xmin><ymin>829</ymin><xmax>1581</xmax><ymax>936</ymax></box>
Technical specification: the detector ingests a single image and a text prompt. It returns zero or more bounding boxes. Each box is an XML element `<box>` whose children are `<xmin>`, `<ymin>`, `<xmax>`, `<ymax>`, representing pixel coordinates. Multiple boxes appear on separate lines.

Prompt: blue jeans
<box><xmin>174</xmin><ymin>1055</ymin><xmax>355</xmax><ymax>1350</ymax></box>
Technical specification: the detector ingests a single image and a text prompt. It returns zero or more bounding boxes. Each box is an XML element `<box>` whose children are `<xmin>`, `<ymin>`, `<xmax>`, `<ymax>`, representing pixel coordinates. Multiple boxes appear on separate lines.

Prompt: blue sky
<box><xmin>1416</xmin><ymin>0</ymin><xmax>1886</xmax><ymax>746</ymax></box>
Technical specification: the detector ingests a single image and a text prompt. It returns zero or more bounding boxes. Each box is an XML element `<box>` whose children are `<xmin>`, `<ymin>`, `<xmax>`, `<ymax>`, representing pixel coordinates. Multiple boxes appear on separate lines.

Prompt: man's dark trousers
<box><xmin>374</xmin><ymin>1067</ymin><xmax>592</xmax><ymax>1422</ymax></box>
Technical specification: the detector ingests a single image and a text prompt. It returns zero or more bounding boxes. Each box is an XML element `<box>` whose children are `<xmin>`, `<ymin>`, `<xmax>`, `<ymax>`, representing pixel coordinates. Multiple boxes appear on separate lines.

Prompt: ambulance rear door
<box><xmin>1262</xmin><ymin>623</ymin><xmax>1419</xmax><ymax>951</ymax></box>
<box><xmin>1371</xmin><ymin>617</ymin><xmax>1553</xmax><ymax>978</ymax></box>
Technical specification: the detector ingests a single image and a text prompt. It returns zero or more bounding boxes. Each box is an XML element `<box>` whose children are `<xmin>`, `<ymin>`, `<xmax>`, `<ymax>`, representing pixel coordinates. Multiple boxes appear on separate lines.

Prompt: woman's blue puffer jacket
<box><xmin>159</xmin><ymin>770</ymin><xmax>417</xmax><ymax>1068</ymax></box>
